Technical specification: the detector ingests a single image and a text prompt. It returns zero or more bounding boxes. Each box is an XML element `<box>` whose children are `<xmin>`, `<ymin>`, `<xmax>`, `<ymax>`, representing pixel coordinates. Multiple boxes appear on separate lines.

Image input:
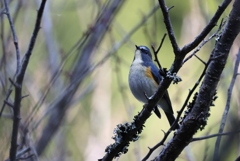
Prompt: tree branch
<box><xmin>35</xmin><ymin>0</ymin><xmax>125</xmax><ymax>156</ymax></box>
<box><xmin>183</xmin><ymin>18</ymin><xmax>227</xmax><ymax>64</ymax></box>
<box><xmin>192</xmin><ymin>130</ymin><xmax>240</xmax><ymax>142</ymax></box>
<box><xmin>155</xmin><ymin>0</ymin><xmax>240</xmax><ymax>160</ymax></box>
<box><xmin>100</xmin><ymin>0</ymin><xmax>232</xmax><ymax>160</ymax></box>
<box><xmin>8</xmin><ymin>1</ymin><xmax>47</xmax><ymax>160</ymax></box>
<box><xmin>151</xmin><ymin>33</ymin><xmax>167</xmax><ymax>69</ymax></box>
<box><xmin>142</xmin><ymin>53</ymin><xmax>210</xmax><ymax>161</ymax></box>
<box><xmin>3</xmin><ymin>0</ymin><xmax>20</xmax><ymax>72</ymax></box>
<box><xmin>0</xmin><ymin>0</ymin><xmax>21</xmax><ymax>120</ymax></box>
<box><xmin>213</xmin><ymin>48</ymin><xmax>240</xmax><ymax>160</ymax></box>
<box><xmin>181</xmin><ymin>0</ymin><xmax>232</xmax><ymax>54</ymax></box>
<box><xmin>158</xmin><ymin>0</ymin><xmax>180</xmax><ymax>54</ymax></box>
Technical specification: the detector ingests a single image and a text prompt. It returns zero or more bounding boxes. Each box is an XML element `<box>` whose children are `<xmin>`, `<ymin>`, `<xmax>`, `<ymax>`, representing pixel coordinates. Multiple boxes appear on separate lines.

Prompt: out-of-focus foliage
<box><xmin>0</xmin><ymin>0</ymin><xmax>239</xmax><ymax>161</ymax></box>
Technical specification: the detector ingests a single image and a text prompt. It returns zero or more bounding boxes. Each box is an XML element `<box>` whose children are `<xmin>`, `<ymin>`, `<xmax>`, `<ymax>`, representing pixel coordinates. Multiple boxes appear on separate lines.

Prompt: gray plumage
<box><xmin>129</xmin><ymin>45</ymin><xmax>178</xmax><ymax>129</ymax></box>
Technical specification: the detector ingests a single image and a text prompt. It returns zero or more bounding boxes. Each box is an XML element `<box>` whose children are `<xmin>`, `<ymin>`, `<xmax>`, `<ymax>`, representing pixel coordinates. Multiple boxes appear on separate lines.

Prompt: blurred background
<box><xmin>0</xmin><ymin>0</ymin><xmax>239</xmax><ymax>160</ymax></box>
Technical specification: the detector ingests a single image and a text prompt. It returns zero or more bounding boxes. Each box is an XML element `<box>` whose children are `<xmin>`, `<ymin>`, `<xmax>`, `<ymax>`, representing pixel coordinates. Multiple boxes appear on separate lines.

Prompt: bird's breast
<box><xmin>129</xmin><ymin>63</ymin><xmax>158</xmax><ymax>103</ymax></box>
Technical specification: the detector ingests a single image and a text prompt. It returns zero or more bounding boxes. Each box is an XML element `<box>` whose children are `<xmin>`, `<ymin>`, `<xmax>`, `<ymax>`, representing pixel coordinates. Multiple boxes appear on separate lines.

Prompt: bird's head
<box><xmin>134</xmin><ymin>45</ymin><xmax>153</xmax><ymax>63</ymax></box>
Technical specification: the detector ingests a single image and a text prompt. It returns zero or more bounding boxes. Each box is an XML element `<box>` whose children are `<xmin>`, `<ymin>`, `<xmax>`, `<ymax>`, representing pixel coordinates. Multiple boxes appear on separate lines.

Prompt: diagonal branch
<box><xmin>192</xmin><ymin>130</ymin><xmax>240</xmax><ymax>142</ymax></box>
<box><xmin>100</xmin><ymin>0</ymin><xmax>232</xmax><ymax>160</ymax></box>
<box><xmin>183</xmin><ymin>18</ymin><xmax>227</xmax><ymax>64</ymax></box>
<box><xmin>181</xmin><ymin>0</ymin><xmax>232</xmax><ymax>54</ymax></box>
<box><xmin>155</xmin><ymin>0</ymin><xmax>240</xmax><ymax>160</ymax></box>
<box><xmin>142</xmin><ymin>53</ymin><xmax>210</xmax><ymax>161</ymax></box>
<box><xmin>35</xmin><ymin>0</ymin><xmax>125</xmax><ymax>156</ymax></box>
<box><xmin>213</xmin><ymin>48</ymin><xmax>240</xmax><ymax>161</ymax></box>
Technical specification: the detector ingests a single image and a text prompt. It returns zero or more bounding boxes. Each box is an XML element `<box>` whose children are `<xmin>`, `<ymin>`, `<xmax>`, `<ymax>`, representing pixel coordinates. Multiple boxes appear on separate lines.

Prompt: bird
<box><xmin>128</xmin><ymin>45</ymin><xmax>179</xmax><ymax>129</ymax></box>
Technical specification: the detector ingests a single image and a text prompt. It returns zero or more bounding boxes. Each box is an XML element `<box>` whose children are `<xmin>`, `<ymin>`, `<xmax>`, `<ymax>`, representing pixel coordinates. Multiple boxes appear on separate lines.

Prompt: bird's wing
<box><xmin>144</xmin><ymin>63</ymin><xmax>161</xmax><ymax>85</ymax></box>
<box><xmin>162</xmin><ymin>90</ymin><xmax>174</xmax><ymax>113</ymax></box>
<box><xmin>148</xmin><ymin>63</ymin><xmax>162</xmax><ymax>85</ymax></box>
<box><xmin>149</xmin><ymin>63</ymin><xmax>174</xmax><ymax>114</ymax></box>
<box><xmin>154</xmin><ymin>106</ymin><xmax>161</xmax><ymax>118</ymax></box>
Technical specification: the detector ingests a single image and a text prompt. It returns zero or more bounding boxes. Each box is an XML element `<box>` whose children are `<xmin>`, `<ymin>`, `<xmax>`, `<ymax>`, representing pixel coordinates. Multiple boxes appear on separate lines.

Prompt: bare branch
<box><xmin>0</xmin><ymin>0</ymin><xmax>21</xmax><ymax>119</ymax></box>
<box><xmin>8</xmin><ymin>78</ymin><xmax>17</xmax><ymax>87</ymax></box>
<box><xmin>155</xmin><ymin>0</ymin><xmax>240</xmax><ymax>160</ymax></box>
<box><xmin>0</xmin><ymin>87</ymin><xmax>12</xmax><ymax>117</ymax></box>
<box><xmin>181</xmin><ymin>0</ymin><xmax>232</xmax><ymax>54</ymax></box>
<box><xmin>194</xmin><ymin>55</ymin><xmax>207</xmax><ymax>65</ymax></box>
<box><xmin>192</xmin><ymin>130</ymin><xmax>240</xmax><ymax>142</ymax></box>
<box><xmin>213</xmin><ymin>48</ymin><xmax>240</xmax><ymax>160</ymax></box>
<box><xmin>8</xmin><ymin>1</ymin><xmax>47</xmax><ymax>160</ymax></box>
<box><xmin>35</xmin><ymin>0</ymin><xmax>125</xmax><ymax>156</ymax></box>
<box><xmin>4</xmin><ymin>100</ymin><xmax>14</xmax><ymax>108</ymax></box>
<box><xmin>141</xmin><ymin>130</ymin><xmax>169</xmax><ymax>161</ymax></box>
<box><xmin>93</xmin><ymin>4</ymin><xmax>160</xmax><ymax>71</ymax></box>
<box><xmin>151</xmin><ymin>33</ymin><xmax>167</xmax><ymax>69</ymax></box>
<box><xmin>3</xmin><ymin>0</ymin><xmax>20</xmax><ymax>73</ymax></box>
<box><xmin>158</xmin><ymin>0</ymin><xmax>180</xmax><ymax>55</ymax></box>
<box><xmin>142</xmin><ymin>55</ymin><xmax>210</xmax><ymax>161</ymax></box>
<box><xmin>101</xmin><ymin>1</ymin><xmax>233</xmax><ymax>160</ymax></box>
<box><xmin>183</xmin><ymin>18</ymin><xmax>227</xmax><ymax>64</ymax></box>
<box><xmin>21</xmin><ymin>94</ymin><xmax>29</xmax><ymax>99</ymax></box>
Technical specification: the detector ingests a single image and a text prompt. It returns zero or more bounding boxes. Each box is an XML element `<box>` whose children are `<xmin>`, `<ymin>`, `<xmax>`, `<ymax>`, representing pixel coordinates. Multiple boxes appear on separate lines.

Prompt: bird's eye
<box><xmin>140</xmin><ymin>48</ymin><xmax>147</xmax><ymax>53</ymax></box>
<box><xmin>140</xmin><ymin>48</ymin><xmax>148</xmax><ymax>53</ymax></box>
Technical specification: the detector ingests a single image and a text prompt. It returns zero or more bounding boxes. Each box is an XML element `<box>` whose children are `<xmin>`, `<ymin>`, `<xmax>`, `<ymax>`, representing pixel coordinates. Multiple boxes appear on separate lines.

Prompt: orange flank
<box><xmin>145</xmin><ymin>67</ymin><xmax>158</xmax><ymax>86</ymax></box>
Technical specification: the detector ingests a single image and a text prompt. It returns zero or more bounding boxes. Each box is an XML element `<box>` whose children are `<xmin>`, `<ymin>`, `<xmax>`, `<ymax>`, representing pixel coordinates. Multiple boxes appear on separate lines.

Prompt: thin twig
<box><xmin>183</xmin><ymin>18</ymin><xmax>227</xmax><ymax>64</ymax></box>
<box><xmin>0</xmin><ymin>88</ymin><xmax>12</xmax><ymax>117</ymax></box>
<box><xmin>151</xmin><ymin>33</ymin><xmax>167</xmax><ymax>69</ymax></box>
<box><xmin>91</xmin><ymin>4</ymin><xmax>160</xmax><ymax>71</ymax></box>
<box><xmin>3</xmin><ymin>0</ymin><xmax>20</xmax><ymax>73</ymax></box>
<box><xmin>0</xmin><ymin>0</ymin><xmax>12</xmax><ymax>16</ymax></box>
<box><xmin>194</xmin><ymin>55</ymin><xmax>207</xmax><ymax>65</ymax></box>
<box><xmin>213</xmin><ymin>49</ymin><xmax>240</xmax><ymax>161</ymax></box>
<box><xmin>36</xmin><ymin>0</ymin><xmax>124</xmax><ymax>156</ymax></box>
<box><xmin>141</xmin><ymin>130</ymin><xmax>169</xmax><ymax>161</ymax></box>
<box><xmin>181</xmin><ymin>0</ymin><xmax>232</xmax><ymax>54</ymax></box>
<box><xmin>21</xmin><ymin>95</ymin><xmax>29</xmax><ymax>99</ymax></box>
<box><xmin>29</xmin><ymin>3</ymin><xmax>160</xmax><ymax>135</ymax></box>
<box><xmin>4</xmin><ymin>100</ymin><xmax>14</xmax><ymax>108</ymax></box>
<box><xmin>192</xmin><ymin>130</ymin><xmax>240</xmax><ymax>142</ymax></box>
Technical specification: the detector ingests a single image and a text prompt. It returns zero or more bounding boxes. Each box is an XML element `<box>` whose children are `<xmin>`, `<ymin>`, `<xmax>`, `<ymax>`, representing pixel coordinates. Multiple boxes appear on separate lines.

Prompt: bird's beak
<box><xmin>135</xmin><ymin>45</ymin><xmax>140</xmax><ymax>50</ymax></box>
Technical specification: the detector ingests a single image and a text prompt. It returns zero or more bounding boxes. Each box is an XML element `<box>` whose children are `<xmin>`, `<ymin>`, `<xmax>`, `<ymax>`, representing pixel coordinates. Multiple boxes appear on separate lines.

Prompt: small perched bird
<box><xmin>128</xmin><ymin>45</ymin><xmax>178</xmax><ymax>129</ymax></box>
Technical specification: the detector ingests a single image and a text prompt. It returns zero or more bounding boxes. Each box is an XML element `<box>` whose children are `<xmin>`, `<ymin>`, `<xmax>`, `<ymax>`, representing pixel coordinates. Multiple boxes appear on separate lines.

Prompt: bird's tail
<box><xmin>164</xmin><ymin>112</ymin><xmax>179</xmax><ymax>130</ymax></box>
<box><xmin>153</xmin><ymin>106</ymin><xmax>161</xmax><ymax>119</ymax></box>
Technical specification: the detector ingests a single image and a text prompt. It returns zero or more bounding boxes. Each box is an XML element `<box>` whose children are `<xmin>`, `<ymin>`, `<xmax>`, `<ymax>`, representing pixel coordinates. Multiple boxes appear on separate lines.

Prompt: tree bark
<box><xmin>155</xmin><ymin>0</ymin><xmax>240</xmax><ymax>160</ymax></box>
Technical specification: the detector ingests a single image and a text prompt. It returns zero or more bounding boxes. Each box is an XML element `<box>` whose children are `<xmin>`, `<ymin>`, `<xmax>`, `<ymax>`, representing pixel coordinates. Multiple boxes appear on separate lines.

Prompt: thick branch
<box><xmin>101</xmin><ymin>0</ymin><xmax>232</xmax><ymax>160</ymax></box>
<box><xmin>155</xmin><ymin>0</ymin><xmax>240</xmax><ymax>160</ymax></box>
